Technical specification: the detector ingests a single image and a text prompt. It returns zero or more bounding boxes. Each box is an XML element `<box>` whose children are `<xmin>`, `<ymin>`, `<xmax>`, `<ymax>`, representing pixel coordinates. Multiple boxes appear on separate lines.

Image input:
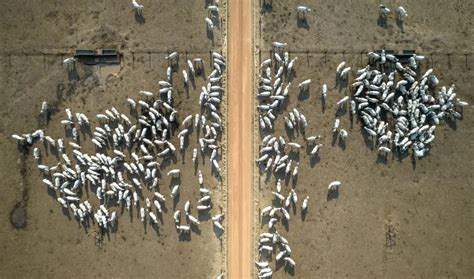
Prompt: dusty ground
<box><xmin>0</xmin><ymin>1</ymin><xmax>226</xmax><ymax>278</ymax></box>
<box><xmin>256</xmin><ymin>1</ymin><xmax>474</xmax><ymax>278</ymax></box>
<box><xmin>0</xmin><ymin>0</ymin><xmax>224</xmax><ymax>52</ymax></box>
<box><xmin>227</xmin><ymin>0</ymin><xmax>253</xmax><ymax>278</ymax></box>
<box><xmin>259</xmin><ymin>0</ymin><xmax>473</xmax><ymax>53</ymax></box>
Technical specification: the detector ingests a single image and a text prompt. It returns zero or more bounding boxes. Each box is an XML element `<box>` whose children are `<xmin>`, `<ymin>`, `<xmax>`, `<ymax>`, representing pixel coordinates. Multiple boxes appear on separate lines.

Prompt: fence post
<box><xmin>209</xmin><ymin>50</ymin><xmax>213</xmax><ymax>67</ymax></box>
<box><xmin>132</xmin><ymin>52</ymin><xmax>135</xmax><ymax>69</ymax></box>
<box><xmin>465</xmin><ymin>54</ymin><xmax>468</xmax><ymax>70</ymax></box>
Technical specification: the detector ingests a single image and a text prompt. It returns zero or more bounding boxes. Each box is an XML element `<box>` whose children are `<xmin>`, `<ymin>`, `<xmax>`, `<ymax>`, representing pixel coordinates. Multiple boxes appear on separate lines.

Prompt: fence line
<box><xmin>258</xmin><ymin>49</ymin><xmax>472</xmax><ymax>56</ymax></box>
<box><xmin>0</xmin><ymin>49</ymin><xmax>469</xmax><ymax>57</ymax></box>
<box><xmin>0</xmin><ymin>49</ymin><xmax>473</xmax><ymax>57</ymax></box>
<box><xmin>256</xmin><ymin>49</ymin><xmax>471</xmax><ymax>70</ymax></box>
<box><xmin>0</xmin><ymin>49</ymin><xmax>470</xmax><ymax>70</ymax></box>
<box><xmin>0</xmin><ymin>49</ymin><xmax>222</xmax><ymax>57</ymax></box>
<box><xmin>0</xmin><ymin>49</ymin><xmax>225</xmax><ymax>69</ymax></box>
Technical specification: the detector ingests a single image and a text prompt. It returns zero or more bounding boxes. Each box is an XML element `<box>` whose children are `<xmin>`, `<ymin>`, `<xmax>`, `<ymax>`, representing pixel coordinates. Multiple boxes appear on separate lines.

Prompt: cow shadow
<box><xmin>297</xmin><ymin>17</ymin><xmax>310</xmax><ymax>30</ymax></box>
<box><xmin>327</xmin><ymin>188</ymin><xmax>339</xmax><ymax>201</ymax></box>
<box><xmin>135</xmin><ymin>12</ymin><xmax>145</xmax><ymax>25</ymax></box>
<box><xmin>396</xmin><ymin>17</ymin><xmax>405</xmax><ymax>33</ymax></box>
<box><xmin>377</xmin><ymin>14</ymin><xmax>388</xmax><ymax>29</ymax></box>
<box><xmin>67</xmin><ymin>67</ymin><xmax>80</xmax><ymax>81</ymax></box>
<box><xmin>261</xmin><ymin>0</ymin><xmax>272</xmax><ymax>13</ymax></box>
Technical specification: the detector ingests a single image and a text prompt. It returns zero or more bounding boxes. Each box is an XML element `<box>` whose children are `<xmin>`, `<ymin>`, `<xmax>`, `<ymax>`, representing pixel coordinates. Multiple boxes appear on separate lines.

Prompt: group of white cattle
<box><xmin>379</xmin><ymin>4</ymin><xmax>408</xmax><ymax>20</ymax></box>
<box><xmin>12</xmin><ymin>51</ymin><xmax>227</xmax><ymax>240</ymax></box>
<box><xmin>347</xmin><ymin>50</ymin><xmax>468</xmax><ymax>159</ymax></box>
<box><xmin>205</xmin><ymin>1</ymin><xmax>221</xmax><ymax>33</ymax></box>
<box><xmin>255</xmin><ymin>41</ymin><xmax>344</xmax><ymax>278</ymax></box>
<box><xmin>254</xmin><ymin>49</ymin><xmax>469</xmax><ymax>278</ymax></box>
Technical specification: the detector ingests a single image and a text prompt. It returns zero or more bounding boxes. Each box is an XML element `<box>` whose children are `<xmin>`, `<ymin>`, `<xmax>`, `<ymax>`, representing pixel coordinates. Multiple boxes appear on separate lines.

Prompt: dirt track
<box><xmin>227</xmin><ymin>0</ymin><xmax>253</xmax><ymax>278</ymax></box>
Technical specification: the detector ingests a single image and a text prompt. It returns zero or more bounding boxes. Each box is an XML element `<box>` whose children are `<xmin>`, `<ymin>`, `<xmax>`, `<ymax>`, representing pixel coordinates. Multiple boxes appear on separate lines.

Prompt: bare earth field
<box><xmin>0</xmin><ymin>0</ymin><xmax>223</xmax><ymax>52</ymax></box>
<box><xmin>256</xmin><ymin>1</ymin><xmax>474</xmax><ymax>278</ymax></box>
<box><xmin>259</xmin><ymin>0</ymin><xmax>473</xmax><ymax>53</ymax></box>
<box><xmin>0</xmin><ymin>1</ymin><xmax>226</xmax><ymax>278</ymax></box>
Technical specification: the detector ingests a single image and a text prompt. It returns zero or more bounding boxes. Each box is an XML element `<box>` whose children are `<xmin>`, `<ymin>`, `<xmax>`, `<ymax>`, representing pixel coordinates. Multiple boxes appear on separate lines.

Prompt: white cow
<box><xmin>132</xmin><ymin>0</ymin><xmax>144</xmax><ymax>15</ymax></box>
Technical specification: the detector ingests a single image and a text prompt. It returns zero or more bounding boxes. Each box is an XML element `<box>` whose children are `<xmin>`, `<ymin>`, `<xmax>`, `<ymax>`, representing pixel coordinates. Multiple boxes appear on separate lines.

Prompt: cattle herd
<box><xmin>12</xmin><ymin>50</ymin><xmax>226</xmax><ymax>239</ymax></box>
<box><xmin>256</xmin><ymin>41</ymin><xmax>348</xmax><ymax>278</ymax></box>
<box><xmin>8</xmin><ymin>2</ymin><xmax>471</xmax><ymax>278</ymax></box>
<box><xmin>255</xmin><ymin>43</ymin><xmax>468</xmax><ymax>277</ymax></box>
<box><xmin>351</xmin><ymin>51</ymin><xmax>468</xmax><ymax>158</ymax></box>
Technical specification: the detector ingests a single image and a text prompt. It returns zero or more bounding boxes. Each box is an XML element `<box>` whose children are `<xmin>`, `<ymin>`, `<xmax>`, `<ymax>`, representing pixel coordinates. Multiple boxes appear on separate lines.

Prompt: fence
<box><xmin>0</xmin><ymin>49</ymin><xmax>471</xmax><ymax>70</ymax></box>
<box><xmin>0</xmin><ymin>49</ymin><xmax>225</xmax><ymax>69</ymax></box>
<box><xmin>257</xmin><ymin>49</ymin><xmax>471</xmax><ymax>70</ymax></box>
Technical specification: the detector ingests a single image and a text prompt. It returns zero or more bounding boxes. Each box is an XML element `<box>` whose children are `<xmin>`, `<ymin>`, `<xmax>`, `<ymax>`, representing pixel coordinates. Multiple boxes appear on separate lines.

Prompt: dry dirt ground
<box><xmin>259</xmin><ymin>0</ymin><xmax>473</xmax><ymax>53</ymax></box>
<box><xmin>0</xmin><ymin>1</ymin><xmax>226</xmax><ymax>278</ymax></box>
<box><xmin>0</xmin><ymin>0</ymin><xmax>223</xmax><ymax>51</ymax></box>
<box><xmin>256</xmin><ymin>1</ymin><xmax>474</xmax><ymax>278</ymax></box>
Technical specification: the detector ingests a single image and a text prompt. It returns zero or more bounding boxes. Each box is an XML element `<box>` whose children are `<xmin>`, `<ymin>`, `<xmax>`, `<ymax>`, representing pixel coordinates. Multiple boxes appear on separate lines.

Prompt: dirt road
<box><xmin>227</xmin><ymin>0</ymin><xmax>253</xmax><ymax>278</ymax></box>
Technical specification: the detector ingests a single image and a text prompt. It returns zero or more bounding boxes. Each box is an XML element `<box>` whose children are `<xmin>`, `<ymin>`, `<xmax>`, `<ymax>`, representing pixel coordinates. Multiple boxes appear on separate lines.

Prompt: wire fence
<box><xmin>256</xmin><ymin>49</ymin><xmax>471</xmax><ymax>70</ymax></box>
<box><xmin>0</xmin><ymin>49</ymin><xmax>225</xmax><ymax>69</ymax></box>
<box><xmin>0</xmin><ymin>49</ymin><xmax>222</xmax><ymax>56</ymax></box>
<box><xmin>0</xmin><ymin>49</ymin><xmax>471</xmax><ymax>70</ymax></box>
